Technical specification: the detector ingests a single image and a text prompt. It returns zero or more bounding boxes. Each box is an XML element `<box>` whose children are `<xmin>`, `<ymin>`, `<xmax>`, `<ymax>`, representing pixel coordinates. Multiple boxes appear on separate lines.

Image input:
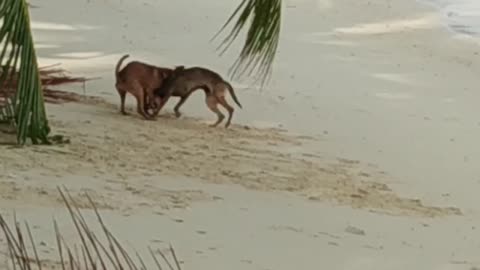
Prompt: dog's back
<box><xmin>155</xmin><ymin>67</ymin><xmax>223</xmax><ymax>97</ymax></box>
<box><xmin>165</xmin><ymin>67</ymin><xmax>242</xmax><ymax>108</ymax></box>
<box><xmin>117</xmin><ymin>59</ymin><xmax>172</xmax><ymax>90</ymax></box>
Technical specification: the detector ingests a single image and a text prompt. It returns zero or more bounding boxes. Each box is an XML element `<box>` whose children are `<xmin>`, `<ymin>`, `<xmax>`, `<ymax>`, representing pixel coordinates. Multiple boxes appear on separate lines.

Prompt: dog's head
<box><xmin>150</xmin><ymin>66</ymin><xmax>186</xmax><ymax>114</ymax></box>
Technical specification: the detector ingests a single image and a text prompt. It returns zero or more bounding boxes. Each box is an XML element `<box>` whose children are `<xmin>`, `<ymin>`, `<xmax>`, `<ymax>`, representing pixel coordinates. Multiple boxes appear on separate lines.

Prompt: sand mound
<box><xmin>0</xmin><ymin>99</ymin><xmax>462</xmax><ymax>217</ymax></box>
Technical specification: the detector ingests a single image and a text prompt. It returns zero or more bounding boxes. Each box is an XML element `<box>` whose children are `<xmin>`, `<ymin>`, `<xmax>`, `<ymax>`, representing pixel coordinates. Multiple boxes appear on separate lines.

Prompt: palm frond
<box><xmin>212</xmin><ymin>0</ymin><xmax>282</xmax><ymax>86</ymax></box>
<box><xmin>0</xmin><ymin>0</ymin><xmax>50</xmax><ymax>144</ymax></box>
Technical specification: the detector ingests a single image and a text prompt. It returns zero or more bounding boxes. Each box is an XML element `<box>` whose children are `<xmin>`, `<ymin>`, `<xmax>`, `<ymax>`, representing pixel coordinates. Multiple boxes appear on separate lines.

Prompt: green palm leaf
<box><xmin>212</xmin><ymin>0</ymin><xmax>282</xmax><ymax>86</ymax></box>
<box><xmin>0</xmin><ymin>0</ymin><xmax>50</xmax><ymax>145</ymax></box>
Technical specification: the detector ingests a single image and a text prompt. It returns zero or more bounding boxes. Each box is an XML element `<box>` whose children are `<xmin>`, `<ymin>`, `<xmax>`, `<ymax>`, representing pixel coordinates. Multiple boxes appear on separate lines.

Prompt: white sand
<box><xmin>1</xmin><ymin>0</ymin><xmax>480</xmax><ymax>269</ymax></box>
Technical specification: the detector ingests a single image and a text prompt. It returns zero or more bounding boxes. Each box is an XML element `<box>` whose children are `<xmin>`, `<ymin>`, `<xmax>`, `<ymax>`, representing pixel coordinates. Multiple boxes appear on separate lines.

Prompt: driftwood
<box><xmin>0</xmin><ymin>187</ymin><xmax>183</xmax><ymax>270</ymax></box>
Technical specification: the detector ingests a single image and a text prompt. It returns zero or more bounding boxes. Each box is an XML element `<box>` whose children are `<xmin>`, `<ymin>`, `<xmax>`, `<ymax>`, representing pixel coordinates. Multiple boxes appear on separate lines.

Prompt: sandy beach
<box><xmin>2</xmin><ymin>0</ymin><xmax>480</xmax><ymax>269</ymax></box>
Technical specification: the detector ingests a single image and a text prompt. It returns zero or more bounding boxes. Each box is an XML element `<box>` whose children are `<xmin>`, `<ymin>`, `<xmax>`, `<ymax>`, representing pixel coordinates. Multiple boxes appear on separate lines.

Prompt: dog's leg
<box><xmin>217</xmin><ymin>96</ymin><xmax>234</xmax><ymax>128</ymax></box>
<box><xmin>145</xmin><ymin>89</ymin><xmax>158</xmax><ymax>116</ymax></box>
<box><xmin>150</xmin><ymin>92</ymin><xmax>173</xmax><ymax>117</ymax></box>
<box><xmin>133</xmin><ymin>85</ymin><xmax>154</xmax><ymax>120</ymax></box>
<box><xmin>116</xmin><ymin>84</ymin><xmax>129</xmax><ymax>115</ymax></box>
<box><xmin>173</xmin><ymin>92</ymin><xmax>192</xmax><ymax>118</ymax></box>
<box><xmin>173</xmin><ymin>98</ymin><xmax>185</xmax><ymax>118</ymax></box>
<box><xmin>206</xmin><ymin>95</ymin><xmax>224</xmax><ymax>127</ymax></box>
<box><xmin>144</xmin><ymin>93</ymin><xmax>155</xmax><ymax>117</ymax></box>
<box><xmin>144</xmin><ymin>94</ymin><xmax>149</xmax><ymax>112</ymax></box>
<box><xmin>136</xmin><ymin>96</ymin><xmax>153</xmax><ymax>120</ymax></box>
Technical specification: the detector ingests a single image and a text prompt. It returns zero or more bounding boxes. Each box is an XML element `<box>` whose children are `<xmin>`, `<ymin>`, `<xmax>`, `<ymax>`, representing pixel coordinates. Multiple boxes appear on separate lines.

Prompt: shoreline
<box><xmin>416</xmin><ymin>0</ymin><xmax>480</xmax><ymax>38</ymax></box>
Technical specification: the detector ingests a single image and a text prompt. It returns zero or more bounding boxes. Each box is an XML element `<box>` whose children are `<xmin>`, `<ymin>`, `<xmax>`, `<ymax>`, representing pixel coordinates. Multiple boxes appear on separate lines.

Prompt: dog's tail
<box><xmin>115</xmin><ymin>54</ymin><xmax>130</xmax><ymax>81</ymax></box>
<box><xmin>224</xmin><ymin>81</ymin><xmax>242</xmax><ymax>109</ymax></box>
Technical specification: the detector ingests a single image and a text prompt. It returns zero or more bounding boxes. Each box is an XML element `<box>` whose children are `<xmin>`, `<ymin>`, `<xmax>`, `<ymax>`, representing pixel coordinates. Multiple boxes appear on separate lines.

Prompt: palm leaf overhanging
<box><xmin>0</xmin><ymin>0</ymin><xmax>50</xmax><ymax>145</ymax></box>
<box><xmin>213</xmin><ymin>0</ymin><xmax>282</xmax><ymax>86</ymax></box>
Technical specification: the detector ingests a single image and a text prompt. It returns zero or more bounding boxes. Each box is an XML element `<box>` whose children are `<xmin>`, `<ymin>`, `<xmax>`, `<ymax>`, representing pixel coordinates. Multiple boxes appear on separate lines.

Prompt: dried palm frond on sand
<box><xmin>0</xmin><ymin>187</ymin><xmax>183</xmax><ymax>270</ymax></box>
<box><xmin>0</xmin><ymin>64</ymin><xmax>98</xmax><ymax>107</ymax></box>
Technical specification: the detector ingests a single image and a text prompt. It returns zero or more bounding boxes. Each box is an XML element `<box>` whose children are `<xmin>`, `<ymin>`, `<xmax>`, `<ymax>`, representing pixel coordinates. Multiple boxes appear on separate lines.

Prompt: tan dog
<box><xmin>151</xmin><ymin>66</ymin><xmax>242</xmax><ymax>128</ymax></box>
<box><xmin>114</xmin><ymin>54</ymin><xmax>180</xmax><ymax>119</ymax></box>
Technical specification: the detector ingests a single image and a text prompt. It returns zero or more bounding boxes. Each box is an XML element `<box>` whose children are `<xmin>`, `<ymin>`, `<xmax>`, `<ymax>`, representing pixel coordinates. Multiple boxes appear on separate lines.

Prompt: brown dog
<box><xmin>151</xmin><ymin>66</ymin><xmax>242</xmax><ymax>128</ymax></box>
<box><xmin>114</xmin><ymin>54</ymin><xmax>181</xmax><ymax>119</ymax></box>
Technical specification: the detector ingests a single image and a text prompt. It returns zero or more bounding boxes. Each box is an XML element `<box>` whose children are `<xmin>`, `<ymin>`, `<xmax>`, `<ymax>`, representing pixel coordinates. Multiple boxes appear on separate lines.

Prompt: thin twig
<box><xmin>0</xmin><ymin>217</ymin><xmax>18</xmax><ymax>270</ymax></box>
<box><xmin>62</xmin><ymin>188</ymin><xmax>108</xmax><ymax>270</ymax></box>
<box><xmin>82</xmin><ymin>246</ymin><xmax>90</xmax><ymax>270</ymax></box>
<box><xmin>157</xmin><ymin>249</ymin><xmax>175</xmax><ymax>270</ymax></box>
<box><xmin>7</xmin><ymin>238</ymin><xmax>18</xmax><ymax>270</ymax></box>
<box><xmin>134</xmin><ymin>250</ymin><xmax>147</xmax><ymax>270</ymax></box>
<box><xmin>53</xmin><ymin>219</ymin><xmax>66</xmax><ymax>270</ymax></box>
<box><xmin>108</xmin><ymin>231</ymin><xmax>137</xmax><ymax>270</ymax></box>
<box><xmin>24</xmin><ymin>222</ymin><xmax>41</xmax><ymax>270</ymax></box>
<box><xmin>74</xmin><ymin>244</ymin><xmax>80</xmax><ymax>270</ymax></box>
<box><xmin>85</xmin><ymin>192</ymin><xmax>121</xmax><ymax>270</ymax></box>
<box><xmin>57</xmin><ymin>187</ymin><xmax>96</xmax><ymax>269</ymax></box>
<box><xmin>0</xmin><ymin>215</ymin><xmax>24</xmax><ymax>260</ymax></box>
<box><xmin>67</xmin><ymin>249</ymin><xmax>75</xmax><ymax>270</ymax></box>
<box><xmin>38</xmin><ymin>63</ymin><xmax>62</xmax><ymax>70</ymax></box>
<box><xmin>148</xmin><ymin>247</ymin><xmax>163</xmax><ymax>270</ymax></box>
<box><xmin>14</xmin><ymin>216</ymin><xmax>31</xmax><ymax>270</ymax></box>
<box><xmin>59</xmin><ymin>231</ymin><xmax>81</xmax><ymax>270</ymax></box>
<box><xmin>169</xmin><ymin>245</ymin><xmax>181</xmax><ymax>270</ymax></box>
<box><xmin>90</xmin><ymin>232</ymin><xmax>121</xmax><ymax>269</ymax></box>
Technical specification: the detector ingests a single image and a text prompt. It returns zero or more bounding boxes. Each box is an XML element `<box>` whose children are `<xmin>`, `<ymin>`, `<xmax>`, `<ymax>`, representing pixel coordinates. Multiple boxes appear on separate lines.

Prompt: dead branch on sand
<box><xmin>0</xmin><ymin>187</ymin><xmax>183</xmax><ymax>270</ymax></box>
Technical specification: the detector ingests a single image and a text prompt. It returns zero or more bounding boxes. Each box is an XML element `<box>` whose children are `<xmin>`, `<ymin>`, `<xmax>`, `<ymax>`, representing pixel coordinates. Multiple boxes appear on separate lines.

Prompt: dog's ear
<box><xmin>173</xmin><ymin>65</ymin><xmax>185</xmax><ymax>73</ymax></box>
<box><xmin>167</xmin><ymin>65</ymin><xmax>185</xmax><ymax>80</ymax></box>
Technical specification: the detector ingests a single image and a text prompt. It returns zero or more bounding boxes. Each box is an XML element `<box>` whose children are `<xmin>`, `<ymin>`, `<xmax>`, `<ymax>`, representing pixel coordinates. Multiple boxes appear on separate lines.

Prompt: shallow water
<box><xmin>420</xmin><ymin>0</ymin><xmax>480</xmax><ymax>36</ymax></box>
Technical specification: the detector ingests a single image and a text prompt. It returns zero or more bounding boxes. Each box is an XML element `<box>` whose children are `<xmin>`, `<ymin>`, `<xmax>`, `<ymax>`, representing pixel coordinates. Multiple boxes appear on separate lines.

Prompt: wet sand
<box><xmin>1</xmin><ymin>0</ymin><xmax>480</xmax><ymax>268</ymax></box>
<box><xmin>0</xmin><ymin>100</ymin><xmax>461</xmax><ymax>217</ymax></box>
